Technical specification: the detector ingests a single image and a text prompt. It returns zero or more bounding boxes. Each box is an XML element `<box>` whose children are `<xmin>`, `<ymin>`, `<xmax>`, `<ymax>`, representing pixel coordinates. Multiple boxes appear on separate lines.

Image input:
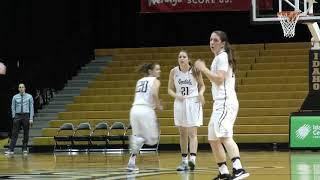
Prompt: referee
<box><xmin>5</xmin><ymin>83</ymin><xmax>34</xmax><ymax>155</ymax></box>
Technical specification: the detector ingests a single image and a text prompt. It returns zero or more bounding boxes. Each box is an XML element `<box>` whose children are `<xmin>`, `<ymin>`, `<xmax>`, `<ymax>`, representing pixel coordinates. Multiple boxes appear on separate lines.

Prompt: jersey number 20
<box><xmin>136</xmin><ymin>81</ymin><xmax>148</xmax><ymax>93</ymax></box>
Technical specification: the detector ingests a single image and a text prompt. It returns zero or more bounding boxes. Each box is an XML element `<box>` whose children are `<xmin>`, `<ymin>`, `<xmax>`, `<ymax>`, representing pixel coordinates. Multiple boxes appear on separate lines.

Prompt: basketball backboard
<box><xmin>251</xmin><ymin>0</ymin><xmax>320</xmax><ymax>24</ymax></box>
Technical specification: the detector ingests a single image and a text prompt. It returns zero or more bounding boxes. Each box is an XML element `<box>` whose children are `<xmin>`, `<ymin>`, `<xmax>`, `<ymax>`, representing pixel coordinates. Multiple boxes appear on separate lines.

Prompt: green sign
<box><xmin>291</xmin><ymin>153</ymin><xmax>320</xmax><ymax>180</ymax></box>
<box><xmin>290</xmin><ymin>116</ymin><xmax>320</xmax><ymax>148</ymax></box>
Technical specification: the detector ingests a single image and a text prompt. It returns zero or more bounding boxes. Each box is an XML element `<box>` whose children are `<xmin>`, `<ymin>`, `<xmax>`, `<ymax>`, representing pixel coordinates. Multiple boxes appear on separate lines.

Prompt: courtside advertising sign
<box><xmin>290</xmin><ymin>116</ymin><xmax>320</xmax><ymax>148</ymax></box>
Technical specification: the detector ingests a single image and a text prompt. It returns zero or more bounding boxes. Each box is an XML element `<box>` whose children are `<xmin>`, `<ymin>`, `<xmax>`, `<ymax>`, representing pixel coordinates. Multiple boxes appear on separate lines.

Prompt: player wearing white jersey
<box><xmin>168</xmin><ymin>50</ymin><xmax>205</xmax><ymax>171</ymax></box>
<box><xmin>127</xmin><ymin>63</ymin><xmax>162</xmax><ymax>172</ymax></box>
<box><xmin>195</xmin><ymin>31</ymin><xmax>249</xmax><ymax>180</ymax></box>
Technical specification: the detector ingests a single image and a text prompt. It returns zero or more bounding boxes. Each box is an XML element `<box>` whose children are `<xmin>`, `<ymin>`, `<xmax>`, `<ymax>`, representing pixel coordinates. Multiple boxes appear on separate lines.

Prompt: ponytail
<box><xmin>213</xmin><ymin>30</ymin><xmax>237</xmax><ymax>74</ymax></box>
<box><xmin>137</xmin><ymin>63</ymin><xmax>157</xmax><ymax>76</ymax></box>
<box><xmin>225</xmin><ymin>41</ymin><xmax>236</xmax><ymax>74</ymax></box>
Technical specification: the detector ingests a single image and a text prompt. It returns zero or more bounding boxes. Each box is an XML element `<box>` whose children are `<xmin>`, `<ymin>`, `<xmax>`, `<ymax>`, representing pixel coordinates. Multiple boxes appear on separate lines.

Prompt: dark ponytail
<box><xmin>137</xmin><ymin>63</ymin><xmax>158</xmax><ymax>76</ymax></box>
<box><xmin>213</xmin><ymin>31</ymin><xmax>236</xmax><ymax>74</ymax></box>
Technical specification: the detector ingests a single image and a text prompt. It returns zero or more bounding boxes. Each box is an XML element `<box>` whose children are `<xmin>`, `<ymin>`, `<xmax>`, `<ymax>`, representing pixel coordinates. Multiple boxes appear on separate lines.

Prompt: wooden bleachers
<box><xmin>32</xmin><ymin>42</ymin><xmax>310</xmax><ymax>146</ymax></box>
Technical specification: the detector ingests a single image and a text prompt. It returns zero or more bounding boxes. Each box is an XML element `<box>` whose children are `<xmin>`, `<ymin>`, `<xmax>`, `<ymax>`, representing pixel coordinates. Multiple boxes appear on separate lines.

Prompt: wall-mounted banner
<box><xmin>310</xmin><ymin>50</ymin><xmax>320</xmax><ymax>92</ymax></box>
<box><xmin>141</xmin><ymin>0</ymin><xmax>272</xmax><ymax>13</ymax></box>
<box><xmin>300</xmin><ymin>49</ymin><xmax>320</xmax><ymax>111</ymax></box>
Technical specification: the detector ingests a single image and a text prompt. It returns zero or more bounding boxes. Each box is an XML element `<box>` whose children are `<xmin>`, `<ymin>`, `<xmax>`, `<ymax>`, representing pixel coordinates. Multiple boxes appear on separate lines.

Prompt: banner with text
<box><xmin>301</xmin><ymin>49</ymin><xmax>320</xmax><ymax>110</ymax></box>
<box><xmin>290</xmin><ymin>116</ymin><xmax>320</xmax><ymax>148</ymax></box>
<box><xmin>141</xmin><ymin>0</ymin><xmax>272</xmax><ymax>13</ymax></box>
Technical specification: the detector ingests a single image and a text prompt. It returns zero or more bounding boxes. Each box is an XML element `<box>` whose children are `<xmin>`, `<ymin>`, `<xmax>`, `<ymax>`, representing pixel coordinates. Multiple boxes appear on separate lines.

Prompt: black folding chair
<box><xmin>90</xmin><ymin>122</ymin><xmax>110</xmax><ymax>151</ymax></box>
<box><xmin>108</xmin><ymin>122</ymin><xmax>128</xmax><ymax>152</ymax></box>
<box><xmin>72</xmin><ymin>122</ymin><xmax>92</xmax><ymax>152</ymax></box>
<box><xmin>54</xmin><ymin>123</ymin><xmax>75</xmax><ymax>152</ymax></box>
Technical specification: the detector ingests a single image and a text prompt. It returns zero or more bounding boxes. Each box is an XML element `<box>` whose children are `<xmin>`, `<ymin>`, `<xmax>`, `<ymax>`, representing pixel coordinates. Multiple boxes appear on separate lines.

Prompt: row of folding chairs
<box><xmin>54</xmin><ymin>122</ymin><xmax>128</xmax><ymax>152</ymax></box>
<box><xmin>53</xmin><ymin>122</ymin><xmax>159</xmax><ymax>153</ymax></box>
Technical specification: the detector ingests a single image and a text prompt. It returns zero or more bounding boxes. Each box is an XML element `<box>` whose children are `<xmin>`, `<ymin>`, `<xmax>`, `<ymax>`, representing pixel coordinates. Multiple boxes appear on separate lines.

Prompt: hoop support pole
<box><xmin>307</xmin><ymin>22</ymin><xmax>320</xmax><ymax>50</ymax></box>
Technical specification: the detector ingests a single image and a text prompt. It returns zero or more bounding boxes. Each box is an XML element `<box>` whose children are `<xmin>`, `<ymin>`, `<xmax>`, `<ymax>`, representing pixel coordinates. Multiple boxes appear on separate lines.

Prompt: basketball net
<box><xmin>277</xmin><ymin>11</ymin><xmax>301</xmax><ymax>38</ymax></box>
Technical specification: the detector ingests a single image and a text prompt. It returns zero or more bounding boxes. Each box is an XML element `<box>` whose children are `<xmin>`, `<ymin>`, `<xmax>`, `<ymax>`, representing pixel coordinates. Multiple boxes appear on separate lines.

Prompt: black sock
<box><xmin>181</xmin><ymin>153</ymin><xmax>188</xmax><ymax>157</ymax></box>
<box><xmin>131</xmin><ymin>154</ymin><xmax>136</xmax><ymax>158</ymax></box>
<box><xmin>231</xmin><ymin>156</ymin><xmax>240</xmax><ymax>162</ymax></box>
<box><xmin>190</xmin><ymin>153</ymin><xmax>197</xmax><ymax>156</ymax></box>
<box><xmin>217</xmin><ymin>161</ymin><xmax>227</xmax><ymax>167</ymax></box>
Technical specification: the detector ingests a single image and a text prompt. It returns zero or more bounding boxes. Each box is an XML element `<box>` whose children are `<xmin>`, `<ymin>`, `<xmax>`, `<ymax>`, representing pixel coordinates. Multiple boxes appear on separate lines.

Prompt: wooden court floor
<box><xmin>0</xmin><ymin>150</ymin><xmax>319</xmax><ymax>179</ymax></box>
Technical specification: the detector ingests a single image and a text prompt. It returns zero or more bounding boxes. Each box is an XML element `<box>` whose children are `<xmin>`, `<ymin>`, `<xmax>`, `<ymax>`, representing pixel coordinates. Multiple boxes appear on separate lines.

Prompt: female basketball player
<box><xmin>195</xmin><ymin>31</ymin><xmax>249</xmax><ymax>180</ymax></box>
<box><xmin>127</xmin><ymin>63</ymin><xmax>162</xmax><ymax>172</ymax></box>
<box><xmin>168</xmin><ymin>50</ymin><xmax>205</xmax><ymax>171</ymax></box>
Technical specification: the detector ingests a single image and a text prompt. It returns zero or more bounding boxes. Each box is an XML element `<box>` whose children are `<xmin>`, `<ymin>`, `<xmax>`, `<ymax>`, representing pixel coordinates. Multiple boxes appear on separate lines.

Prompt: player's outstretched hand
<box><xmin>194</xmin><ymin>59</ymin><xmax>206</xmax><ymax>72</ymax></box>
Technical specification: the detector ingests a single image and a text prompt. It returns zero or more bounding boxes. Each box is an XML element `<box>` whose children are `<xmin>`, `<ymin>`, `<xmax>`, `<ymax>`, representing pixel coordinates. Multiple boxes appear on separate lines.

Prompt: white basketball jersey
<box><xmin>132</xmin><ymin>77</ymin><xmax>157</xmax><ymax>108</ymax></box>
<box><xmin>210</xmin><ymin>51</ymin><xmax>237</xmax><ymax>101</ymax></box>
<box><xmin>173</xmin><ymin>66</ymin><xmax>199</xmax><ymax>97</ymax></box>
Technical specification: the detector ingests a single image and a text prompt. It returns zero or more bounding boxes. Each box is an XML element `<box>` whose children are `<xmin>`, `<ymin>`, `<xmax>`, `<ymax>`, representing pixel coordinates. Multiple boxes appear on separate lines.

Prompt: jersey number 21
<box><xmin>181</xmin><ymin>87</ymin><xmax>189</xmax><ymax>96</ymax></box>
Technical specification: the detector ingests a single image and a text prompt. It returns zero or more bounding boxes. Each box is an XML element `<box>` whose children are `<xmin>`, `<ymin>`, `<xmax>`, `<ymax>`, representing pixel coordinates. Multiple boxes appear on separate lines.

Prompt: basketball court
<box><xmin>0</xmin><ymin>151</ymin><xmax>319</xmax><ymax>179</ymax></box>
<box><xmin>1</xmin><ymin>0</ymin><xmax>320</xmax><ymax>179</ymax></box>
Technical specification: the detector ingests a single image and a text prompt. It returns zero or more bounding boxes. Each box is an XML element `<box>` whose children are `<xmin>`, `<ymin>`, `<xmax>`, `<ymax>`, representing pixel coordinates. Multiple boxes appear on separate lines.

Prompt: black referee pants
<box><xmin>9</xmin><ymin>113</ymin><xmax>30</xmax><ymax>151</ymax></box>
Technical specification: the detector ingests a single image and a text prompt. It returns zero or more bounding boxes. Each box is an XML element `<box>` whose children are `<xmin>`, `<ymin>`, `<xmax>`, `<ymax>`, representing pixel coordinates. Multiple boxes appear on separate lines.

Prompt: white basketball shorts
<box><xmin>130</xmin><ymin>105</ymin><xmax>159</xmax><ymax>145</ymax></box>
<box><xmin>208</xmin><ymin>99</ymin><xmax>239</xmax><ymax>140</ymax></box>
<box><xmin>174</xmin><ymin>96</ymin><xmax>203</xmax><ymax>127</ymax></box>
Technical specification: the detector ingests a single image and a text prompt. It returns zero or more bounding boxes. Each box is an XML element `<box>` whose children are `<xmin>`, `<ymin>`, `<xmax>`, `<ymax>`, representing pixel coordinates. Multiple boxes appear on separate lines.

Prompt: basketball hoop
<box><xmin>277</xmin><ymin>11</ymin><xmax>301</xmax><ymax>38</ymax></box>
